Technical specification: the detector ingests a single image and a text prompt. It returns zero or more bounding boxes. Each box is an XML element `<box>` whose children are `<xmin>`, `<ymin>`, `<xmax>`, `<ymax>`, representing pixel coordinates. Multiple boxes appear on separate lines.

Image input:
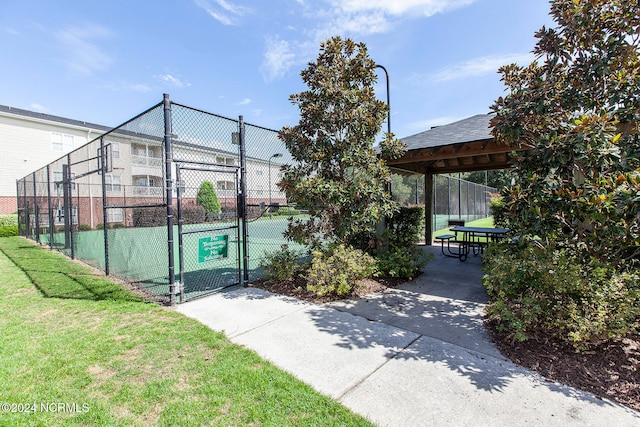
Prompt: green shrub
<box><xmin>0</xmin><ymin>214</ymin><xmax>18</xmax><ymax>227</ymax></box>
<box><xmin>483</xmin><ymin>242</ymin><xmax>640</xmax><ymax>349</ymax></box>
<box><xmin>306</xmin><ymin>244</ymin><xmax>378</xmax><ymax>297</ymax></box>
<box><xmin>377</xmin><ymin>246</ymin><xmax>433</xmax><ymax>279</ymax></box>
<box><xmin>132</xmin><ymin>207</ymin><xmax>165</xmax><ymax>228</ymax></box>
<box><xmin>274</xmin><ymin>206</ymin><xmax>300</xmax><ymax>217</ymax></box>
<box><xmin>111</xmin><ymin>222</ymin><xmax>125</xmax><ymax>229</ymax></box>
<box><xmin>488</xmin><ymin>193</ymin><xmax>507</xmax><ymax>228</ymax></box>
<box><xmin>259</xmin><ymin>245</ymin><xmax>305</xmax><ymax>283</ymax></box>
<box><xmin>0</xmin><ymin>226</ymin><xmax>18</xmax><ymax>237</ymax></box>
<box><xmin>78</xmin><ymin>224</ymin><xmax>92</xmax><ymax>231</ymax></box>
<box><xmin>196</xmin><ymin>181</ymin><xmax>221</xmax><ymax>220</ymax></box>
<box><xmin>385</xmin><ymin>206</ymin><xmax>424</xmax><ymax>248</ymax></box>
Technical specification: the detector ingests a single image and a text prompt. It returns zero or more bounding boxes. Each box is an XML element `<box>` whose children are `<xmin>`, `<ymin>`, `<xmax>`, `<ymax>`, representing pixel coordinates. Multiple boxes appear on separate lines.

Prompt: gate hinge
<box><xmin>172</xmin><ymin>281</ymin><xmax>183</xmax><ymax>295</ymax></box>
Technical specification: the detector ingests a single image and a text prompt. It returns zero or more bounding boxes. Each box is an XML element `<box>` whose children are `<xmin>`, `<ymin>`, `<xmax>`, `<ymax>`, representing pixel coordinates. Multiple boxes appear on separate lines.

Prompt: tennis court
<box><xmin>38</xmin><ymin>216</ymin><xmax>304</xmax><ymax>301</ymax></box>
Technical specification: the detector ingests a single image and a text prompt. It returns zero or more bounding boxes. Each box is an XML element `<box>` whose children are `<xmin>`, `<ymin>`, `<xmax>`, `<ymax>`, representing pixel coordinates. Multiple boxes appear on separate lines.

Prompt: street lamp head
<box><xmin>272</xmin><ymin>153</ymin><xmax>283</xmax><ymax>159</ymax></box>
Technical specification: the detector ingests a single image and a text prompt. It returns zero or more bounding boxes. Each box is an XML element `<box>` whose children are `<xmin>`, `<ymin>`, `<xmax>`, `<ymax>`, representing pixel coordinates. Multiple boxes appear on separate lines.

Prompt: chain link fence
<box><xmin>16</xmin><ymin>95</ymin><xmax>299</xmax><ymax>304</ymax></box>
<box><xmin>17</xmin><ymin>94</ymin><xmax>496</xmax><ymax>304</ymax></box>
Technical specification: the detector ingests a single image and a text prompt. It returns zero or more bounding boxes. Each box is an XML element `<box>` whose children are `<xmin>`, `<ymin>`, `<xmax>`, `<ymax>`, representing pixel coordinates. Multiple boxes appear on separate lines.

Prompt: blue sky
<box><xmin>0</xmin><ymin>0</ymin><xmax>553</xmax><ymax>139</ymax></box>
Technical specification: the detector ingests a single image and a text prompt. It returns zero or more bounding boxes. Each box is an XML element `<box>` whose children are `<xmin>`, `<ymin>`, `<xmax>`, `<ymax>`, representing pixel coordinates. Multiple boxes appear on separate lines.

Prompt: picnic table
<box><xmin>436</xmin><ymin>226</ymin><xmax>509</xmax><ymax>262</ymax></box>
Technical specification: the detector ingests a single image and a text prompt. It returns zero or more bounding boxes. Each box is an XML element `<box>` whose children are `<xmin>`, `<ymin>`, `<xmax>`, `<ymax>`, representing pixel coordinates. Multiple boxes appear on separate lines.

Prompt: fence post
<box><xmin>46</xmin><ymin>166</ymin><xmax>54</xmax><ymax>248</ymax></box>
<box><xmin>163</xmin><ymin>94</ymin><xmax>177</xmax><ymax>305</ymax></box>
<box><xmin>239</xmin><ymin>116</ymin><xmax>249</xmax><ymax>284</ymax></box>
<box><xmin>32</xmin><ymin>172</ymin><xmax>39</xmax><ymax>243</ymax></box>
<box><xmin>99</xmin><ymin>137</ymin><xmax>110</xmax><ymax>275</ymax></box>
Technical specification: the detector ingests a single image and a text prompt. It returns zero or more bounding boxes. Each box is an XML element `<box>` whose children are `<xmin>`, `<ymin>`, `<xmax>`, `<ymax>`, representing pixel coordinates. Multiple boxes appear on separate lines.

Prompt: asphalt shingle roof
<box><xmin>401</xmin><ymin>113</ymin><xmax>495</xmax><ymax>151</ymax></box>
<box><xmin>0</xmin><ymin>104</ymin><xmax>111</xmax><ymax>132</ymax></box>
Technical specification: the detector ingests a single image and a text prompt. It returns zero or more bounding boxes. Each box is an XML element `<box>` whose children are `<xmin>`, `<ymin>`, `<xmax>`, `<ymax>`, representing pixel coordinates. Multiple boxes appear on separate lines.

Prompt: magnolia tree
<box><xmin>491</xmin><ymin>0</ymin><xmax>640</xmax><ymax>266</ymax></box>
<box><xmin>278</xmin><ymin>37</ymin><xmax>405</xmax><ymax>248</ymax></box>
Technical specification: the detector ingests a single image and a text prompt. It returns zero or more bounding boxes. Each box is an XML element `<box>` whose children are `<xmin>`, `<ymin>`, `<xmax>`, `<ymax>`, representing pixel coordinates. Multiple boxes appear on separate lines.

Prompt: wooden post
<box><xmin>424</xmin><ymin>173</ymin><xmax>433</xmax><ymax>245</ymax></box>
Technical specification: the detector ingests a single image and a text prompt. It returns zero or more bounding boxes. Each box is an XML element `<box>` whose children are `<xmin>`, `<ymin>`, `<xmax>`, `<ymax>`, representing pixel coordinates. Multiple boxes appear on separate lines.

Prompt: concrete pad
<box><xmin>340</xmin><ymin>335</ymin><xmax>640</xmax><ymax>427</ymax></box>
<box><xmin>176</xmin><ymin>287</ymin><xmax>310</xmax><ymax>338</ymax></box>
<box><xmin>327</xmin><ymin>288</ymin><xmax>501</xmax><ymax>358</ymax></box>
<box><xmin>232</xmin><ymin>304</ymin><xmax>420</xmax><ymax>399</ymax></box>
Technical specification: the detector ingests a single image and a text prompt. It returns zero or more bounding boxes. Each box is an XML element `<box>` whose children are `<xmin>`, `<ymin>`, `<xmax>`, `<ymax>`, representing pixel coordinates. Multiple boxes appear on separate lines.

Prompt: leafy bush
<box><xmin>488</xmin><ymin>193</ymin><xmax>507</xmax><ymax>228</ymax></box>
<box><xmin>0</xmin><ymin>226</ymin><xmax>18</xmax><ymax>237</ymax></box>
<box><xmin>377</xmin><ymin>247</ymin><xmax>433</xmax><ymax>279</ymax></box>
<box><xmin>78</xmin><ymin>224</ymin><xmax>92</xmax><ymax>231</ymax></box>
<box><xmin>0</xmin><ymin>214</ymin><xmax>18</xmax><ymax>227</ymax></box>
<box><xmin>259</xmin><ymin>245</ymin><xmax>305</xmax><ymax>283</ymax></box>
<box><xmin>132</xmin><ymin>207</ymin><xmax>165</xmax><ymax>228</ymax></box>
<box><xmin>111</xmin><ymin>222</ymin><xmax>125</xmax><ymax>229</ymax></box>
<box><xmin>385</xmin><ymin>206</ymin><xmax>424</xmax><ymax>248</ymax></box>
<box><xmin>274</xmin><ymin>207</ymin><xmax>300</xmax><ymax>217</ymax></box>
<box><xmin>306</xmin><ymin>244</ymin><xmax>378</xmax><ymax>297</ymax></box>
<box><xmin>483</xmin><ymin>242</ymin><xmax>640</xmax><ymax>349</ymax></box>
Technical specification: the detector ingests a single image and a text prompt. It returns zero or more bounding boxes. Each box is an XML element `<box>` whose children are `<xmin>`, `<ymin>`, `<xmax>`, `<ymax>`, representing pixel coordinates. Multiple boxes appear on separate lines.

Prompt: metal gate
<box><xmin>175</xmin><ymin>162</ymin><xmax>241</xmax><ymax>302</ymax></box>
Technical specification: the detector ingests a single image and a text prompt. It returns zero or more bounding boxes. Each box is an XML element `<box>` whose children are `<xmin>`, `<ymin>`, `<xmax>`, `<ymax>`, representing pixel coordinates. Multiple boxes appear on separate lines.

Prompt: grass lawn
<box><xmin>0</xmin><ymin>236</ymin><xmax>372</xmax><ymax>426</ymax></box>
<box><xmin>432</xmin><ymin>216</ymin><xmax>495</xmax><ymax>239</ymax></box>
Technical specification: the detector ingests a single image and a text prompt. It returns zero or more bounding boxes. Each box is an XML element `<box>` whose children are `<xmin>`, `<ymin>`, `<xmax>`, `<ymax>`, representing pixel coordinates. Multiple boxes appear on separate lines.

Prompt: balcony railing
<box><xmin>132</xmin><ymin>155</ymin><xmax>162</xmax><ymax>168</ymax></box>
<box><xmin>131</xmin><ymin>186</ymin><xmax>164</xmax><ymax>197</ymax></box>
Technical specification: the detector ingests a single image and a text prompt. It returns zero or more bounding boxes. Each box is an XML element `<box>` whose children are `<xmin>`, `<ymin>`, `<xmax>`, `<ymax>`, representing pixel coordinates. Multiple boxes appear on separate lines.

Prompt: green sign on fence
<box><xmin>198</xmin><ymin>235</ymin><xmax>229</xmax><ymax>263</ymax></box>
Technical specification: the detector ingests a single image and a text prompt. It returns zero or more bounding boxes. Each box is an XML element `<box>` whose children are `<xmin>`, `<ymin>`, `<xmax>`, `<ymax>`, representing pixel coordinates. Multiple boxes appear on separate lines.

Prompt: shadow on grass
<box><xmin>0</xmin><ymin>237</ymin><xmax>143</xmax><ymax>303</ymax></box>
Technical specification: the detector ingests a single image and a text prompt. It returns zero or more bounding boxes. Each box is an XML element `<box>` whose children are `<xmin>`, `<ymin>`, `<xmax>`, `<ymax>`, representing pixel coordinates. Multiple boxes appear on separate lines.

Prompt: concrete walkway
<box><xmin>177</xmin><ymin>246</ymin><xmax>640</xmax><ymax>426</ymax></box>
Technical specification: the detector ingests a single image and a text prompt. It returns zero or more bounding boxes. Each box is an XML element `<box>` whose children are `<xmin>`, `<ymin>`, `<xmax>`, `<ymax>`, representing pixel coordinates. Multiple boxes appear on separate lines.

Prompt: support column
<box><xmin>424</xmin><ymin>173</ymin><xmax>433</xmax><ymax>245</ymax></box>
<box><xmin>163</xmin><ymin>93</ymin><xmax>176</xmax><ymax>305</ymax></box>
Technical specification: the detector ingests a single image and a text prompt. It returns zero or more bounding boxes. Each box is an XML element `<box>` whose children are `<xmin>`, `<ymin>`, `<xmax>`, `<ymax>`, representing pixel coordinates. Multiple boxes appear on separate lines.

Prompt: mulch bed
<box><xmin>486</xmin><ymin>321</ymin><xmax>640</xmax><ymax>411</ymax></box>
<box><xmin>252</xmin><ymin>274</ymin><xmax>640</xmax><ymax>412</ymax></box>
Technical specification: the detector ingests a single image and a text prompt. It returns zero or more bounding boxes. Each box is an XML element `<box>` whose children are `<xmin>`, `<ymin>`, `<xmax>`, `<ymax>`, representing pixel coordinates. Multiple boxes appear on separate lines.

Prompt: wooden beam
<box><xmin>389</xmin><ymin>139</ymin><xmax>514</xmax><ymax>166</ymax></box>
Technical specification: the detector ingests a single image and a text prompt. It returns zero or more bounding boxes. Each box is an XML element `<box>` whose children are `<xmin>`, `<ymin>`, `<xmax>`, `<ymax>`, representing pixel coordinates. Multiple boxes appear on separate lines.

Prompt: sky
<box><xmin>0</xmin><ymin>0</ymin><xmax>554</xmax><ymax>139</ymax></box>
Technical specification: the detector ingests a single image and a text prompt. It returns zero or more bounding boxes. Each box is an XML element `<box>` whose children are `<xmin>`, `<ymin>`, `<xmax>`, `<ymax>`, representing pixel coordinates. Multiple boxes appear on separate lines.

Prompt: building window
<box><xmin>107</xmin><ymin>208</ymin><xmax>123</xmax><ymax>223</ymax></box>
<box><xmin>51</xmin><ymin>133</ymin><xmax>74</xmax><ymax>152</ymax></box>
<box><xmin>105</xmin><ymin>174</ymin><xmax>121</xmax><ymax>192</ymax></box>
<box><xmin>217</xmin><ymin>181</ymin><xmax>235</xmax><ymax>191</ymax></box>
<box><xmin>108</xmin><ymin>141</ymin><xmax>120</xmax><ymax>159</ymax></box>
<box><xmin>54</xmin><ymin>205</ymin><xmax>78</xmax><ymax>225</ymax></box>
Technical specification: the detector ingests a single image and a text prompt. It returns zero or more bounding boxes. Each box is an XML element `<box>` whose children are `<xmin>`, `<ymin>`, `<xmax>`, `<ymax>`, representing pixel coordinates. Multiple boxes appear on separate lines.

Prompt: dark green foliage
<box><xmin>196</xmin><ymin>181</ymin><xmax>221</xmax><ymax>219</ymax></box>
<box><xmin>376</xmin><ymin>207</ymin><xmax>432</xmax><ymax>279</ymax></box>
<box><xmin>259</xmin><ymin>245</ymin><xmax>305</xmax><ymax>283</ymax></box>
<box><xmin>78</xmin><ymin>224</ymin><xmax>92</xmax><ymax>231</ymax></box>
<box><xmin>278</xmin><ymin>36</ymin><xmax>405</xmax><ymax>248</ymax></box>
<box><xmin>376</xmin><ymin>247</ymin><xmax>431</xmax><ymax>280</ymax></box>
<box><xmin>483</xmin><ymin>242</ymin><xmax>640</xmax><ymax>349</ymax></box>
<box><xmin>132</xmin><ymin>207</ymin><xmax>165</xmax><ymax>228</ymax></box>
<box><xmin>484</xmin><ymin>0</ymin><xmax>640</xmax><ymax>350</ymax></box>
<box><xmin>0</xmin><ymin>226</ymin><xmax>18</xmax><ymax>237</ymax></box>
<box><xmin>386</xmin><ymin>207</ymin><xmax>424</xmax><ymax>248</ymax></box>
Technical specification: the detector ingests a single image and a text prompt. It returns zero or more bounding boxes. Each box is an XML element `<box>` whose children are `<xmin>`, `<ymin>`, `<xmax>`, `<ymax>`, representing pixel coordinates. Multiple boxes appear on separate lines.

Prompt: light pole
<box><xmin>268</xmin><ymin>153</ymin><xmax>282</xmax><ymax>207</ymax></box>
<box><xmin>375</xmin><ymin>64</ymin><xmax>391</xmax><ymax>135</ymax></box>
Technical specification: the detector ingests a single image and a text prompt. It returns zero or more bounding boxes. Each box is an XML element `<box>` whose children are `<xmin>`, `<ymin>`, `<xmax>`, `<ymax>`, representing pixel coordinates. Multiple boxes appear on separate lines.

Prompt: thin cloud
<box><xmin>29</xmin><ymin>103</ymin><xmax>48</xmax><ymax>113</ymax></box>
<box><xmin>237</xmin><ymin>98</ymin><xmax>251</xmax><ymax>105</ymax></box>
<box><xmin>54</xmin><ymin>24</ymin><xmax>114</xmax><ymax>75</ymax></box>
<box><xmin>261</xmin><ymin>36</ymin><xmax>298</xmax><ymax>81</ymax></box>
<box><xmin>195</xmin><ymin>0</ymin><xmax>252</xmax><ymax>25</ymax></box>
<box><xmin>261</xmin><ymin>0</ymin><xmax>476</xmax><ymax>81</ymax></box>
<box><xmin>154</xmin><ymin>74</ymin><xmax>191</xmax><ymax>88</ymax></box>
<box><xmin>431</xmin><ymin>53</ymin><xmax>534</xmax><ymax>82</ymax></box>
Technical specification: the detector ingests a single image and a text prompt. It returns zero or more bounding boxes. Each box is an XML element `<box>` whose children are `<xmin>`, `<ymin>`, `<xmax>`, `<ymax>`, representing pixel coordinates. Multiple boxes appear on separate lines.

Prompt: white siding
<box><xmin>0</xmin><ymin>112</ymin><xmax>103</xmax><ymax>200</ymax></box>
